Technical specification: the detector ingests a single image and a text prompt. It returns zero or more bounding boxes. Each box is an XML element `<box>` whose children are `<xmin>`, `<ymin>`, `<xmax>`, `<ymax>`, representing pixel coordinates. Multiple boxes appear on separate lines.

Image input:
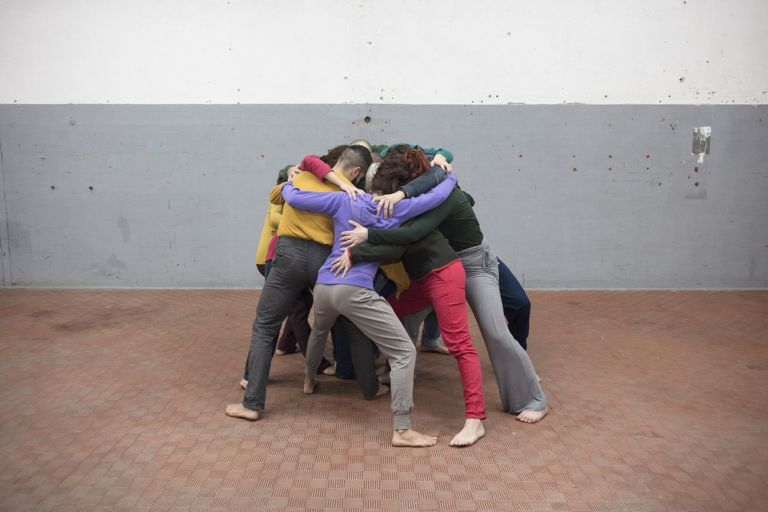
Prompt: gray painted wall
<box><xmin>0</xmin><ymin>105</ymin><xmax>766</xmax><ymax>289</ymax></box>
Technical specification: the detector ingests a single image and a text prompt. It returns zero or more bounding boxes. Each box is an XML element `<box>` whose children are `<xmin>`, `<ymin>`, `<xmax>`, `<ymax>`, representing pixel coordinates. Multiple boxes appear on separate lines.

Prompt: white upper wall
<box><xmin>1</xmin><ymin>0</ymin><xmax>766</xmax><ymax>105</ymax></box>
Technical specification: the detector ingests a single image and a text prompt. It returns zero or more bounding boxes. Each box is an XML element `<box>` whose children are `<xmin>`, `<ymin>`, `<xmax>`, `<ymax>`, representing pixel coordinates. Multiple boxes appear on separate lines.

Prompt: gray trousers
<box><xmin>242</xmin><ymin>236</ymin><xmax>331</xmax><ymax>411</ymax></box>
<box><xmin>305</xmin><ymin>284</ymin><xmax>416</xmax><ymax>430</ymax></box>
<box><xmin>458</xmin><ymin>240</ymin><xmax>548</xmax><ymax>413</ymax></box>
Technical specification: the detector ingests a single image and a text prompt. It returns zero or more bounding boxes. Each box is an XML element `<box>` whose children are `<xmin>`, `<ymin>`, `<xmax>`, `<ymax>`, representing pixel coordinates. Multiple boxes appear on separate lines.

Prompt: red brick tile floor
<box><xmin>0</xmin><ymin>289</ymin><xmax>766</xmax><ymax>512</ymax></box>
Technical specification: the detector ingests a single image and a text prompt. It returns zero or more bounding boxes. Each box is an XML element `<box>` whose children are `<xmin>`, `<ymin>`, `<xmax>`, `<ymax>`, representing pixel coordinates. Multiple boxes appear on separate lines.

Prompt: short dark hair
<box><xmin>337</xmin><ymin>145</ymin><xmax>373</xmax><ymax>172</ymax></box>
<box><xmin>321</xmin><ymin>144</ymin><xmax>350</xmax><ymax>167</ymax></box>
<box><xmin>277</xmin><ymin>165</ymin><xmax>291</xmax><ymax>184</ymax></box>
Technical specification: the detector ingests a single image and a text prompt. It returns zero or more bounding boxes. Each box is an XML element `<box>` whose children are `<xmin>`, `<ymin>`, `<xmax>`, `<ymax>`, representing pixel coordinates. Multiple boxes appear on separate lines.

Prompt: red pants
<box><xmin>388</xmin><ymin>260</ymin><xmax>486</xmax><ymax>420</ymax></box>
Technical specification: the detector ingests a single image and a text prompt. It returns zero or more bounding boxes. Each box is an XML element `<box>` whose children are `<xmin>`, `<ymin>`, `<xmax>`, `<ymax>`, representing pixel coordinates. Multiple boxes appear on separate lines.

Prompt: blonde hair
<box><xmin>350</xmin><ymin>139</ymin><xmax>371</xmax><ymax>150</ymax></box>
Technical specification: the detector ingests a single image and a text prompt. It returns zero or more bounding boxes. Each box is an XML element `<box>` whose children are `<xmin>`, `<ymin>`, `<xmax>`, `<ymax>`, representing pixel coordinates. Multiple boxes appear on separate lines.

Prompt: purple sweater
<box><xmin>280</xmin><ymin>173</ymin><xmax>458</xmax><ymax>289</ymax></box>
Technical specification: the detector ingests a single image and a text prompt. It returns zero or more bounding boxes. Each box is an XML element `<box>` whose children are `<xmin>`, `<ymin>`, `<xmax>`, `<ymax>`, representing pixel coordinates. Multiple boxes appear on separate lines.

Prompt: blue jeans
<box><xmin>421</xmin><ymin>257</ymin><xmax>531</xmax><ymax>350</ymax></box>
<box><xmin>420</xmin><ymin>312</ymin><xmax>441</xmax><ymax>347</ymax></box>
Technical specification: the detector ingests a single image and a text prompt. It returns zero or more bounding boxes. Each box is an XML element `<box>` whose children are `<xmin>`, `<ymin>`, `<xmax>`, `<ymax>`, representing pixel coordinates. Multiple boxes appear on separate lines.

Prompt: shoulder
<box><xmin>294</xmin><ymin>172</ymin><xmax>326</xmax><ymax>190</ymax></box>
<box><xmin>448</xmin><ymin>187</ymin><xmax>467</xmax><ymax>202</ymax></box>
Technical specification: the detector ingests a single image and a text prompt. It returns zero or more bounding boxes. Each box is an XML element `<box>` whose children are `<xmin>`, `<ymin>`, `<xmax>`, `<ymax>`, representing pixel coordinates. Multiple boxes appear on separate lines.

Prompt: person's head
<box><xmin>370</xmin><ymin>148</ymin><xmax>429</xmax><ymax>194</ymax></box>
<box><xmin>321</xmin><ymin>144</ymin><xmax>350</xmax><ymax>167</ymax></box>
<box><xmin>369</xmin><ymin>143</ymin><xmax>388</xmax><ymax>157</ymax></box>
<box><xmin>277</xmin><ymin>165</ymin><xmax>291</xmax><ymax>184</ymax></box>
<box><xmin>334</xmin><ymin>145</ymin><xmax>373</xmax><ymax>183</ymax></box>
<box><xmin>349</xmin><ymin>139</ymin><xmax>371</xmax><ymax>151</ymax></box>
<box><xmin>382</xmin><ymin>144</ymin><xmax>411</xmax><ymax>161</ymax></box>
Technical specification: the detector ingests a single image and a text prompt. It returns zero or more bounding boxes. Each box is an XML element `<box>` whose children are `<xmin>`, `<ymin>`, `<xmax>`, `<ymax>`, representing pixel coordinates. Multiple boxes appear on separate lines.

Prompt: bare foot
<box><xmin>303</xmin><ymin>376</ymin><xmax>318</xmax><ymax>394</ymax></box>
<box><xmin>421</xmin><ymin>344</ymin><xmax>450</xmax><ymax>355</ymax></box>
<box><xmin>392</xmin><ymin>429</ymin><xmax>437</xmax><ymax>447</ymax></box>
<box><xmin>322</xmin><ymin>364</ymin><xmax>336</xmax><ymax>376</ymax></box>
<box><xmin>374</xmin><ymin>385</ymin><xmax>389</xmax><ymax>399</ymax></box>
<box><xmin>449</xmin><ymin>418</ymin><xmax>485</xmax><ymax>447</ymax></box>
<box><xmin>239</xmin><ymin>378</ymin><xmax>248</xmax><ymax>390</ymax></box>
<box><xmin>517</xmin><ymin>406</ymin><xmax>550</xmax><ymax>423</ymax></box>
<box><xmin>225</xmin><ymin>403</ymin><xmax>259</xmax><ymax>421</ymax></box>
<box><xmin>378</xmin><ymin>373</ymin><xmax>390</xmax><ymax>385</ymax></box>
<box><xmin>275</xmin><ymin>348</ymin><xmax>288</xmax><ymax>355</ymax></box>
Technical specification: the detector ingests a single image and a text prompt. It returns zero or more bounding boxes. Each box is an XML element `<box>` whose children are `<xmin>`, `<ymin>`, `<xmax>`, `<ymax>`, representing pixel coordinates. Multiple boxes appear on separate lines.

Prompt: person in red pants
<box><xmin>332</xmin><ymin>150</ymin><xmax>486</xmax><ymax>447</ymax></box>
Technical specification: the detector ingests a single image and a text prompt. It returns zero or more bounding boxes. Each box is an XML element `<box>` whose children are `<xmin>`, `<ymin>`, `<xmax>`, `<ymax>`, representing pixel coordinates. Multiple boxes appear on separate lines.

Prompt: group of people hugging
<box><xmin>225</xmin><ymin>140</ymin><xmax>549</xmax><ymax>448</ymax></box>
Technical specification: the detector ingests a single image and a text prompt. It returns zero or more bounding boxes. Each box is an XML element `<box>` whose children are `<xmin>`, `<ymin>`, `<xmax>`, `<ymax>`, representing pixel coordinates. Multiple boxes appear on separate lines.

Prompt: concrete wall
<box><xmin>1</xmin><ymin>1</ymin><xmax>767</xmax><ymax>289</ymax></box>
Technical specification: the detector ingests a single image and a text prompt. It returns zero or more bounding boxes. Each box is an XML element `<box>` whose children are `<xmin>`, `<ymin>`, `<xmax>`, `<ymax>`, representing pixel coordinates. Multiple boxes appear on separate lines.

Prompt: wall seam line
<box><xmin>0</xmin><ymin>135</ymin><xmax>11</xmax><ymax>286</ymax></box>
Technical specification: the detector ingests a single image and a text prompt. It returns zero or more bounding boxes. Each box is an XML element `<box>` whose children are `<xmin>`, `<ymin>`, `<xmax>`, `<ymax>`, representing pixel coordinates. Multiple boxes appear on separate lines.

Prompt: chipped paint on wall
<box><xmin>692</xmin><ymin>126</ymin><xmax>711</xmax><ymax>163</ymax></box>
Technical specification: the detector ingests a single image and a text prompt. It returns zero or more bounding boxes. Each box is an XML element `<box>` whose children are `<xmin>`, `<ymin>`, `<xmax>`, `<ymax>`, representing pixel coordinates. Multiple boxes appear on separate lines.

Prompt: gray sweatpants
<box><xmin>305</xmin><ymin>284</ymin><xmax>417</xmax><ymax>430</ymax></box>
<box><xmin>458</xmin><ymin>240</ymin><xmax>548</xmax><ymax>414</ymax></box>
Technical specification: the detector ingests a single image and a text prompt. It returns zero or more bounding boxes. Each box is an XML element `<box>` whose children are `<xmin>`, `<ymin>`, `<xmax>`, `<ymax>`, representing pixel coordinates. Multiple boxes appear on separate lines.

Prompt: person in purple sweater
<box><xmin>281</xmin><ymin>159</ymin><xmax>458</xmax><ymax>448</ymax></box>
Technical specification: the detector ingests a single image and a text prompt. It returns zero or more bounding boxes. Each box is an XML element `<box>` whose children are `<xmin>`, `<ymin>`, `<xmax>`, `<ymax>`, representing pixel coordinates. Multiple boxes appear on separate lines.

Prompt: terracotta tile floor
<box><xmin>0</xmin><ymin>289</ymin><xmax>766</xmax><ymax>511</ymax></box>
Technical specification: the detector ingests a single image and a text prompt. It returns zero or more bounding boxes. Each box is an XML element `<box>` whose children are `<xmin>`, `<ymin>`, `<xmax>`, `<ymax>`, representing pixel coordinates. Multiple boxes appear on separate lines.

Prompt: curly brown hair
<box><xmin>370</xmin><ymin>148</ymin><xmax>429</xmax><ymax>194</ymax></box>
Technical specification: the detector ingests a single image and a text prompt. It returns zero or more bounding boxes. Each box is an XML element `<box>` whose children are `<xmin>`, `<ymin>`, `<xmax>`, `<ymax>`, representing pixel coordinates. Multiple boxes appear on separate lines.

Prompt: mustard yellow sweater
<box><xmin>269</xmin><ymin>171</ymin><xmax>410</xmax><ymax>291</ymax></box>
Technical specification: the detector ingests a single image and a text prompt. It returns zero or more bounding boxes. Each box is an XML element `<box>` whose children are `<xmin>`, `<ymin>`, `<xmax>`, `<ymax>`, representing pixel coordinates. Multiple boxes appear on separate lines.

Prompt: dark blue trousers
<box><xmin>496</xmin><ymin>257</ymin><xmax>531</xmax><ymax>350</ymax></box>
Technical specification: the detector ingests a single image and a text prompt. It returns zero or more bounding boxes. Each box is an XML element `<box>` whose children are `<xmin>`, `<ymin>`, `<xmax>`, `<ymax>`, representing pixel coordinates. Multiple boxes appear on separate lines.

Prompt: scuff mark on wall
<box><xmin>7</xmin><ymin>222</ymin><xmax>32</xmax><ymax>252</ymax></box>
<box><xmin>692</xmin><ymin>126</ymin><xmax>711</xmax><ymax>163</ymax></box>
<box><xmin>749</xmin><ymin>255</ymin><xmax>757</xmax><ymax>280</ymax></box>
<box><xmin>117</xmin><ymin>215</ymin><xmax>130</xmax><ymax>243</ymax></box>
<box><xmin>107</xmin><ymin>254</ymin><xmax>127</xmax><ymax>269</ymax></box>
<box><xmin>685</xmin><ymin>161</ymin><xmax>708</xmax><ymax>200</ymax></box>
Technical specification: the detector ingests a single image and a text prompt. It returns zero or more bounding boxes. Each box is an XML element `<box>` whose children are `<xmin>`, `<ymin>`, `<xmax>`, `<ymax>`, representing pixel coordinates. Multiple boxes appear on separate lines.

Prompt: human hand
<box><xmin>430</xmin><ymin>153</ymin><xmax>453</xmax><ymax>173</ymax></box>
<box><xmin>287</xmin><ymin>165</ymin><xmax>301</xmax><ymax>182</ymax></box>
<box><xmin>339</xmin><ymin>181</ymin><xmax>365</xmax><ymax>201</ymax></box>
<box><xmin>373</xmin><ymin>190</ymin><xmax>406</xmax><ymax>218</ymax></box>
<box><xmin>330</xmin><ymin>250</ymin><xmax>352</xmax><ymax>278</ymax></box>
<box><xmin>339</xmin><ymin>220</ymin><xmax>368</xmax><ymax>247</ymax></box>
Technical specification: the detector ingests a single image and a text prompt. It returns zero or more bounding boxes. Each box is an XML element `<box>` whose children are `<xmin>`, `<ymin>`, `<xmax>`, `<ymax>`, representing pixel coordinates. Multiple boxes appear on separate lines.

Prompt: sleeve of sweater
<box><xmin>267</xmin><ymin>203</ymin><xmax>282</xmax><ymax>230</ymax></box>
<box><xmin>299</xmin><ymin>155</ymin><xmax>333</xmax><ymax>180</ymax></box>
<box><xmin>400</xmin><ymin>166</ymin><xmax>448</xmax><ymax>198</ymax></box>
<box><xmin>280</xmin><ymin>182</ymin><xmax>344</xmax><ymax>215</ymax></box>
<box><xmin>269</xmin><ymin>183</ymin><xmax>286</xmax><ymax>205</ymax></box>
<box><xmin>367</xmin><ymin>190</ymin><xmax>457</xmax><ymax>245</ymax></box>
<box><xmin>349</xmin><ymin>241</ymin><xmax>407</xmax><ymax>264</ymax></box>
<box><xmin>388</xmin><ymin>173</ymin><xmax>457</xmax><ymax>223</ymax></box>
